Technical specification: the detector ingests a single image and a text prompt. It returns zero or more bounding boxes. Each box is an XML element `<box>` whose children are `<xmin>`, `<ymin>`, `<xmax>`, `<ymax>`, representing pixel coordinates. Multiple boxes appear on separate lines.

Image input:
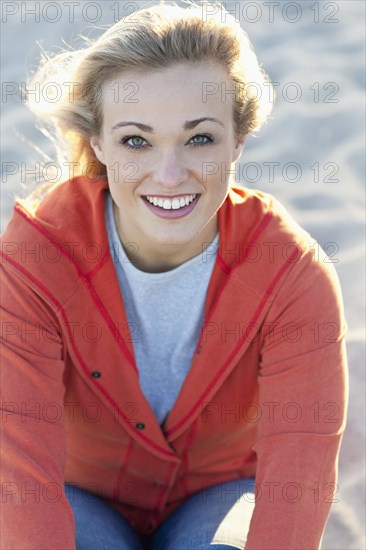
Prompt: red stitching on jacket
<box><xmin>217</xmin><ymin>254</ymin><xmax>230</xmax><ymax>275</ymax></box>
<box><xmin>166</xmin><ymin>245</ymin><xmax>299</xmax><ymax>437</ymax></box>
<box><xmin>1</xmin><ymin>251</ymin><xmax>175</xmax><ymax>458</ymax></box>
<box><xmin>194</xmin><ymin>211</ymin><xmax>273</xmax><ymax>356</ymax></box>
<box><xmin>153</xmin><ymin>461</ymin><xmax>178</xmax><ymax>513</ymax></box>
<box><xmin>181</xmin><ymin>419</ymin><xmax>199</xmax><ymax>497</ymax></box>
<box><xmin>218</xmin><ymin>210</ymin><xmax>274</xmax><ymax>272</ymax></box>
<box><xmin>113</xmin><ymin>438</ymin><xmax>134</xmax><ymax>501</ymax></box>
<box><xmin>15</xmin><ymin>205</ymin><xmax>85</xmax><ymax>278</ymax></box>
<box><xmin>14</xmin><ymin>205</ymin><xmax>137</xmax><ymax>372</ymax></box>
<box><xmin>86</xmin><ymin>249</ymin><xmax>109</xmax><ymax>279</ymax></box>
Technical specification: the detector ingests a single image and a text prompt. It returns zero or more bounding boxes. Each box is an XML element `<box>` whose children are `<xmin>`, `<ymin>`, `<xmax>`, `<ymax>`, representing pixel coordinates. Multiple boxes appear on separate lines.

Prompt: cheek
<box><xmin>209</xmin><ymin>169</ymin><xmax>229</xmax><ymax>191</ymax></box>
<box><xmin>105</xmin><ymin>153</ymin><xmax>143</xmax><ymax>187</ymax></box>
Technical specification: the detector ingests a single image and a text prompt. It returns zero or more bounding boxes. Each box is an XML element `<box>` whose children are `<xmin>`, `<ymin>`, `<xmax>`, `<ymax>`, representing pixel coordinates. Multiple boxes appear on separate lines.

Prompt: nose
<box><xmin>151</xmin><ymin>149</ymin><xmax>188</xmax><ymax>190</ymax></box>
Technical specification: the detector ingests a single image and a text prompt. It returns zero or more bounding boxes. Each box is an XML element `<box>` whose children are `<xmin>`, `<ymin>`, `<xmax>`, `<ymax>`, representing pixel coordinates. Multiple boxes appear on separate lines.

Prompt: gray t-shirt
<box><xmin>104</xmin><ymin>191</ymin><xmax>218</xmax><ymax>425</ymax></box>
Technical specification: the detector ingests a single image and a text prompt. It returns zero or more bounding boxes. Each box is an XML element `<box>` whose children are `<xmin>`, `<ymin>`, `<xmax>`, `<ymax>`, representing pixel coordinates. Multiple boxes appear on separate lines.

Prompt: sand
<box><xmin>1</xmin><ymin>1</ymin><xmax>365</xmax><ymax>548</ymax></box>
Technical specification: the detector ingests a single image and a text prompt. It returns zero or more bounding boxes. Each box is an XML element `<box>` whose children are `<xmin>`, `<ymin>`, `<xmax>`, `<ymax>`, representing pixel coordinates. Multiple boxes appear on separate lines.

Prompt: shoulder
<box><xmin>221</xmin><ymin>184</ymin><xmax>317</xmax><ymax>267</ymax></box>
<box><xmin>1</xmin><ymin>176</ymin><xmax>109</xmax><ymax>250</ymax></box>
<box><xmin>35</xmin><ymin>175</ymin><xmax>108</xmax><ymax>235</ymax></box>
<box><xmin>225</xmin><ymin>184</ymin><xmax>311</xmax><ymax>243</ymax></box>
<box><xmin>1</xmin><ymin>176</ymin><xmax>110</xmax><ymax>289</ymax></box>
<box><xmin>220</xmin><ymin>185</ymin><xmax>344</xmax><ymax>319</ymax></box>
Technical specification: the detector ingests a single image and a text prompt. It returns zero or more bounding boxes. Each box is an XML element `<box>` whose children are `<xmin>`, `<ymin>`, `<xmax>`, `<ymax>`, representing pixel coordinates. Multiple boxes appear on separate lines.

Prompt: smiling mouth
<box><xmin>143</xmin><ymin>194</ymin><xmax>199</xmax><ymax>210</ymax></box>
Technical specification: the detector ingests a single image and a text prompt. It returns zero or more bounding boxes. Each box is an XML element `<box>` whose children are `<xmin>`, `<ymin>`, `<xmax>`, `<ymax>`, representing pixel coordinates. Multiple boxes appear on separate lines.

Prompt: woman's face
<box><xmin>90</xmin><ymin>61</ymin><xmax>245</xmax><ymax>272</ymax></box>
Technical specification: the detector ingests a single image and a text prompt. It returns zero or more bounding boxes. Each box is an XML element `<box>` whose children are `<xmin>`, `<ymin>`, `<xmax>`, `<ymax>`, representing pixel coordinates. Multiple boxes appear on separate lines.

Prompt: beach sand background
<box><xmin>1</xmin><ymin>1</ymin><xmax>365</xmax><ymax>548</ymax></box>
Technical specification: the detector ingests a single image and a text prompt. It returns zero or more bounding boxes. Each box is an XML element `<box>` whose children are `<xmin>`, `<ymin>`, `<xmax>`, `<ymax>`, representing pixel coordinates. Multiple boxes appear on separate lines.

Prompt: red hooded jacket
<box><xmin>0</xmin><ymin>176</ymin><xmax>348</xmax><ymax>549</ymax></box>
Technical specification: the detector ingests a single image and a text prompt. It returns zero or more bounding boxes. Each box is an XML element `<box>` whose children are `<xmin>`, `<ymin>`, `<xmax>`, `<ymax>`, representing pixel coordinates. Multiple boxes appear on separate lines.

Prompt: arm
<box><xmin>245</xmin><ymin>244</ymin><xmax>349</xmax><ymax>550</ymax></box>
<box><xmin>1</xmin><ymin>264</ymin><xmax>76</xmax><ymax>549</ymax></box>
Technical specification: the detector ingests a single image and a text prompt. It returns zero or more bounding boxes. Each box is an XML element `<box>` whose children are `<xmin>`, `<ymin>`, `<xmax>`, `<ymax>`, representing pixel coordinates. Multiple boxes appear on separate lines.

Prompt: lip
<box><xmin>142</xmin><ymin>194</ymin><xmax>201</xmax><ymax>219</ymax></box>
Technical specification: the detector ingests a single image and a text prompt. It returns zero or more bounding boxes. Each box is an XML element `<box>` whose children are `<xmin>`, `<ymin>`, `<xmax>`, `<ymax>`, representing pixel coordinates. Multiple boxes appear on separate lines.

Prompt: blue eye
<box><xmin>120</xmin><ymin>135</ymin><xmax>147</xmax><ymax>149</ymax></box>
<box><xmin>189</xmin><ymin>134</ymin><xmax>214</xmax><ymax>147</ymax></box>
<box><xmin>120</xmin><ymin>133</ymin><xmax>214</xmax><ymax>151</ymax></box>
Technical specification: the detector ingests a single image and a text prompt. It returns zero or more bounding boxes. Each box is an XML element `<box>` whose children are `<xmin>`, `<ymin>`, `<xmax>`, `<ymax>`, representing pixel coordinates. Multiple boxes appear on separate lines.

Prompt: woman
<box><xmin>0</xmin><ymin>1</ymin><xmax>348</xmax><ymax>549</ymax></box>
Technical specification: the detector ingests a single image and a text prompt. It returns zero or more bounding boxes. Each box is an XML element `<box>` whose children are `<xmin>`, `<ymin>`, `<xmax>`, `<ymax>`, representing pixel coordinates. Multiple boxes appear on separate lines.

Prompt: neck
<box><xmin>114</xmin><ymin>207</ymin><xmax>218</xmax><ymax>273</ymax></box>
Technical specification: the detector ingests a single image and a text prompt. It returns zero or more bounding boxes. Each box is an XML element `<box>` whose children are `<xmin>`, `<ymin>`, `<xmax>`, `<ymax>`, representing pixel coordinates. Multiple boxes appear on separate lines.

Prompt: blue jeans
<box><xmin>65</xmin><ymin>477</ymin><xmax>255</xmax><ymax>549</ymax></box>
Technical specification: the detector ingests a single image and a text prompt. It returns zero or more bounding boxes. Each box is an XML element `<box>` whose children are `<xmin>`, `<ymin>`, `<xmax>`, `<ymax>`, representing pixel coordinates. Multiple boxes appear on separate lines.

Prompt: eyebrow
<box><xmin>111</xmin><ymin>117</ymin><xmax>225</xmax><ymax>132</ymax></box>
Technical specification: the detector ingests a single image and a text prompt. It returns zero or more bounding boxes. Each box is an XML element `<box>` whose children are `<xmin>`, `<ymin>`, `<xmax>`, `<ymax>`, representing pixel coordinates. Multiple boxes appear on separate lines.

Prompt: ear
<box><xmin>90</xmin><ymin>136</ymin><xmax>106</xmax><ymax>165</ymax></box>
<box><xmin>232</xmin><ymin>134</ymin><xmax>246</xmax><ymax>163</ymax></box>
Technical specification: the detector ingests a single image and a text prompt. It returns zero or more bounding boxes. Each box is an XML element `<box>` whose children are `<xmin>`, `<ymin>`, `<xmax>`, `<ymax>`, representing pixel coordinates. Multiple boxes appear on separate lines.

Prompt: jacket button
<box><xmin>91</xmin><ymin>371</ymin><xmax>101</xmax><ymax>378</ymax></box>
<box><xmin>135</xmin><ymin>422</ymin><xmax>145</xmax><ymax>430</ymax></box>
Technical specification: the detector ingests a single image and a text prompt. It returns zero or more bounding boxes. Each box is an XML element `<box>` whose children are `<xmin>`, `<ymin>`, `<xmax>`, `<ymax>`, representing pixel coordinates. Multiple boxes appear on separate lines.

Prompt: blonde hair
<box><xmin>25</xmin><ymin>0</ymin><xmax>273</xmax><ymax>203</ymax></box>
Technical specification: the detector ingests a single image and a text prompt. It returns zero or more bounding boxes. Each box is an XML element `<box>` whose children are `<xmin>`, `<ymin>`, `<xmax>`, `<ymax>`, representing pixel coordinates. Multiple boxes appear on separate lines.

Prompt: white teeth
<box><xmin>145</xmin><ymin>194</ymin><xmax>197</xmax><ymax>210</ymax></box>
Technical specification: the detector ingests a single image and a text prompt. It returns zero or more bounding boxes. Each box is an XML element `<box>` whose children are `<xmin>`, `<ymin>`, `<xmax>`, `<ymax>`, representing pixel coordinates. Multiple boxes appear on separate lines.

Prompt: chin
<box><xmin>156</xmin><ymin>236</ymin><xmax>192</xmax><ymax>247</ymax></box>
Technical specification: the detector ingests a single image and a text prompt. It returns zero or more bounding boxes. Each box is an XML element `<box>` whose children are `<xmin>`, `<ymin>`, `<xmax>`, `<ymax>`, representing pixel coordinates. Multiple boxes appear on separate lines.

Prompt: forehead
<box><xmin>101</xmin><ymin>62</ymin><xmax>234</xmax><ymax>128</ymax></box>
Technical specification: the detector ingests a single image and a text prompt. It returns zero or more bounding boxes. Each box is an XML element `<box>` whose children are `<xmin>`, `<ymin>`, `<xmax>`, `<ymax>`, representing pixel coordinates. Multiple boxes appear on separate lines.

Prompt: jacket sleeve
<box><xmin>245</xmin><ymin>244</ymin><xmax>349</xmax><ymax>549</ymax></box>
<box><xmin>0</xmin><ymin>262</ymin><xmax>76</xmax><ymax>549</ymax></box>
